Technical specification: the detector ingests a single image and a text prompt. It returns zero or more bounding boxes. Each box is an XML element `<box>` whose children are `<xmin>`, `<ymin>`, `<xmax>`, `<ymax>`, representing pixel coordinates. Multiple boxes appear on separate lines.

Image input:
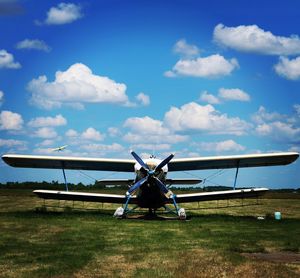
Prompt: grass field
<box><xmin>0</xmin><ymin>189</ymin><xmax>299</xmax><ymax>277</ymax></box>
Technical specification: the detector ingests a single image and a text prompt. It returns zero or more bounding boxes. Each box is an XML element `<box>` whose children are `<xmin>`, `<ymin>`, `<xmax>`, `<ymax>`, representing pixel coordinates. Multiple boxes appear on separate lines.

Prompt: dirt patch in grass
<box><xmin>242</xmin><ymin>252</ymin><xmax>300</xmax><ymax>263</ymax></box>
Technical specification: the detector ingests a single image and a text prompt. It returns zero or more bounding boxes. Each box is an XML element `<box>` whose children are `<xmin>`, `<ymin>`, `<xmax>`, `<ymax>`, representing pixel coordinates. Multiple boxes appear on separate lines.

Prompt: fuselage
<box><xmin>134</xmin><ymin>158</ymin><xmax>169</xmax><ymax>209</ymax></box>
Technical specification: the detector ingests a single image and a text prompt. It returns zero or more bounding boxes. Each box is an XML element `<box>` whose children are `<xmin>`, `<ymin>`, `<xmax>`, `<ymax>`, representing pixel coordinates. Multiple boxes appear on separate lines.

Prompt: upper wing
<box><xmin>174</xmin><ymin>188</ymin><xmax>268</xmax><ymax>203</ymax></box>
<box><xmin>2</xmin><ymin>154</ymin><xmax>135</xmax><ymax>172</ymax></box>
<box><xmin>168</xmin><ymin>152</ymin><xmax>299</xmax><ymax>172</ymax></box>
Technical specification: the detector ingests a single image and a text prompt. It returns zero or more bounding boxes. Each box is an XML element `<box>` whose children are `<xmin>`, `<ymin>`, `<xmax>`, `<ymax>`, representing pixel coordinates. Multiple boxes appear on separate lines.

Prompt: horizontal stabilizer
<box><xmin>96</xmin><ymin>178</ymin><xmax>202</xmax><ymax>186</ymax></box>
<box><xmin>97</xmin><ymin>179</ymin><xmax>134</xmax><ymax>186</ymax></box>
<box><xmin>165</xmin><ymin>178</ymin><xmax>202</xmax><ymax>185</ymax></box>
<box><xmin>174</xmin><ymin>188</ymin><xmax>268</xmax><ymax>203</ymax></box>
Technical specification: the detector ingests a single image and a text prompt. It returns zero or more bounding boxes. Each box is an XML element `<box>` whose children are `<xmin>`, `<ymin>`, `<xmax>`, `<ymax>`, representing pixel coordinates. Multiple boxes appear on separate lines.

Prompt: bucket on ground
<box><xmin>274</xmin><ymin>211</ymin><xmax>281</xmax><ymax>220</ymax></box>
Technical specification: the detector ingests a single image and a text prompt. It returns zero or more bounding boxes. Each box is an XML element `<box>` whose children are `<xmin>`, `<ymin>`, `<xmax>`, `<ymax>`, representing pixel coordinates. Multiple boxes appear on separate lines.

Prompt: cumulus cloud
<box><xmin>214</xmin><ymin>24</ymin><xmax>300</xmax><ymax>56</ymax></box>
<box><xmin>37</xmin><ymin>139</ymin><xmax>56</xmax><ymax>147</ymax></box>
<box><xmin>164</xmin><ymin>102</ymin><xmax>251</xmax><ymax>135</ymax></box>
<box><xmin>199</xmin><ymin>88</ymin><xmax>250</xmax><ymax>104</ymax></box>
<box><xmin>165</xmin><ymin>54</ymin><xmax>239</xmax><ymax>78</ymax></box>
<box><xmin>252</xmin><ymin>106</ymin><xmax>285</xmax><ymax>124</ymax></box>
<box><xmin>80</xmin><ymin>143</ymin><xmax>124</xmax><ymax>154</ymax></box>
<box><xmin>255</xmin><ymin>121</ymin><xmax>300</xmax><ymax>143</ymax></box>
<box><xmin>0</xmin><ymin>110</ymin><xmax>23</xmax><ymax>130</ymax></box>
<box><xmin>136</xmin><ymin>92</ymin><xmax>150</xmax><ymax>106</ymax></box>
<box><xmin>218</xmin><ymin>88</ymin><xmax>250</xmax><ymax>102</ymax></box>
<box><xmin>294</xmin><ymin>104</ymin><xmax>300</xmax><ymax>116</ymax></box>
<box><xmin>0</xmin><ymin>138</ymin><xmax>27</xmax><ymax>149</ymax></box>
<box><xmin>27</xmin><ymin>63</ymin><xmax>130</xmax><ymax>109</ymax></box>
<box><xmin>199</xmin><ymin>91</ymin><xmax>220</xmax><ymax>104</ymax></box>
<box><xmin>253</xmin><ymin>106</ymin><xmax>300</xmax><ymax>143</ymax></box>
<box><xmin>131</xmin><ymin>143</ymin><xmax>171</xmax><ymax>151</ymax></box>
<box><xmin>108</xmin><ymin>127</ymin><xmax>121</xmax><ymax>137</ymax></box>
<box><xmin>33</xmin><ymin>127</ymin><xmax>57</xmax><ymax>138</ymax></box>
<box><xmin>123</xmin><ymin>116</ymin><xmax>188</xmax><ymax>144</ymax></box>
<box><xmin>65</xmin><ymin>127</ymin><xmax>104</xmax><ymax>142</ymax></box>
<box><xmin>0</xmin><ymin>49</ymin><xmax>21</xmax><ymax>69</ymax></box>
<box><xmin>36</xmin><ymin>2</ymin><xmax>83</xmax><ymax>25</ymax></box>
<box><xmin>28</xmin><ymin>114</ymin><xmax>67</xmax><ymax>127</ymax></box>
<box><xmin>16</xmin><ymin>39</ymin><xmax>51</xmax><ymax>52</ymax></box>
<box><xmin>124</xmin><ymin>116</ymin><xmax>169</xmax><ymax>136</ymax></box>
<box><xmin>173</xmin><ymin>39</ymin><xmax>200</xmax><ymax>57</ymax></box>
<box><xmin>199</xmin><ymin>140</ymin><xmax>245</xmax><ymax>153</ymax></box>
<box><xmin>81</xmin><ymin>127</ymin><xmax>104</xmax><ymax>141</ymax></box>
<box><xmin>65</xmin><ymin>128</ymin><xmax>78</xmax><ymax>137</ymax></box>
<box><xmin>274</xmin><ymin>56</ymin><xmax>300</xmax><ymax>80</ymax></box>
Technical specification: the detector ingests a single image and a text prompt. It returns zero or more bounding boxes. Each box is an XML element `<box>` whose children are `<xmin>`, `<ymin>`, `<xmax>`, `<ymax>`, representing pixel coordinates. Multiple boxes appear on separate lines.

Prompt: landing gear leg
<box><xmin>170</xmin><ymin>194</ymin><xmax>186</xmax><ymax>220</ymax></box>
<box><xmin>113</xmin><ymin>193</ymin><xmax>131</xmax><ymax>218</ymax></box>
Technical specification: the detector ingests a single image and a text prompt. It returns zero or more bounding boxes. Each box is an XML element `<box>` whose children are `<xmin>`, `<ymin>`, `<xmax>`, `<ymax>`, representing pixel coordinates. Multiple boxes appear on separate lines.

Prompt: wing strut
<box><xmin>233</xmin><ymin>160</ymin><xmax>240</xmax><ymax>190</ymax></box>
<box><xmin>61</xmin><ymin>162</ymin><xmax>69</xmax><ymax>191</ymax></box>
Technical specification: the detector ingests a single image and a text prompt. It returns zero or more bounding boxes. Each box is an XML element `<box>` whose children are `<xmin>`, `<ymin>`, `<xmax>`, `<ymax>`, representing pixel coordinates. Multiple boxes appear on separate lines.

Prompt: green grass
<box><xmin>0</xmin><ymin>189</ymin><xmax>299</xmax><ymax>277</ymax></box>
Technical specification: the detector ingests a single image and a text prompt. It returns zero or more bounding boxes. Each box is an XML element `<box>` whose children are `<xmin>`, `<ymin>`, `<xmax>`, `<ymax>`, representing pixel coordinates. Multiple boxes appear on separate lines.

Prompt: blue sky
<box><xmin>0</xmin><ymin>0</ymin><xmax>299</xmax><ymax>188</ymax></box>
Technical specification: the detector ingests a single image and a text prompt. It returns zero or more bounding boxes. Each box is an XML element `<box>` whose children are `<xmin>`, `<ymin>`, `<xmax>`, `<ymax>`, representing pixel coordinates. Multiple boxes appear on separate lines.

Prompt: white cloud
<box><xmin>28</xmin><ymin>114</ymin><xmax>67</xmax><ymax>127</ymax></box>
<box><xmin>294</xmin><ymin>104</ymin><xmax>300</xmax><ymax>116</ymax></box>
<box><xmin>274</xmin><ymin>56</ymin><xmax>300</xmax><ymax>80</ymax></box>
<box><xmin>199</xmin><ymin>91</ymin><xmax>220</xmax><ymax>104</ymax></box>
<box><xmin>0</xmin><ymin>49</ymin><xmax>21</xmax><ymax>69</ymax></box>
<box><xmin>136</xmin><ymin>92</ymin><xmax>150</xmax><ymax>106</ymax></box>
<box><xmin>253</xmin><ymin>106</ymin><xmax>300</xmax><ymax>143</ymax></box>
<box><xmin>199</xmin><ymin>140</ymin><xmax>245</xmax><ymax>152</ymax></box>
<box><xmin>0</xmin><ymin>91</ymin><xmax>4</xmax><ymax>106</ymax></box>
<box><xmin>131</xmin><ymin>143</ymin><xmax>171</xmax><ymax>151</ymax></box>
<box><xmin>0</xmin><ymin>138</ymin><xmax>27</xmax><ymax>148</ymax></box>
<box><xmin>34</xmin><ymin>127</ymin><xmax>57</xmax><ymax>138</ymax></box>
<box><xmin>165</xmin><ymin>54</ymin><xmax>239</xmax><ymax>78</ymax></box>
<box><xmin>0</xmin><ymin>110</ymin><xmax>23</xmax><ymax>130</ymax></box>
<box><xmin>252</xmin><ymin>106</ymin><xmax>285</xmax><ymax>124</ymax></box>
<box><xmin>108</xmin><ymin>127</ymin><xmax>121</xmax><ymax>137</ymax></box>
<box><xmin>37</xmin><ymin>139</ymin><xmax>56</xmax><ymax>146</ymax></box>
<box><xmin>255</xmin><ymin>121</ymin><xmax>300</xmax><ymax>142</ymax></box>
<box><xmin>173</xmin><ymin>39</ymin><xmax>200</xmax><ymax>57</ymax></box>
<box><xmin>81</xmin><ymin>127</ymin><xmax>104</xmax><ymax>141</ymax></box>
<box><xmin>164</xmin><ymin>102</ymin><xmax>251</xmax><ymax>135</ymax></box>
<box><xmin>38</xmin><ymin>2</ymin><xmax>83</xmax><ymax>25</ymax></box>
<box><xmin>16</xmin><ymin>39</ymin><xmax>51</xmax><ymax>52</ymax></box>
<box><xmin>124</xmin><ymin>116</ymin><xmax>169</xmax><ymax>135</ymax></box>
<box><xmin>81</xmin><ymin>143</ymin><xmax>124</xmax><ymax>154</ymax></box>
<box><xmin>33</xmin><ymin>147</ymin><xmax>58</xmax><ymax>155</ymax></box>
<box><xmin>27</xmin><ymin>63</ymin><xmax>130</xmax><ymax>109</ymax></box>
<box><xmin>123</xmin><ymin>133</ymin><xmax>187</xmax><ymax>145</ymax></box>
<box><xmin>65</xmin><ymin>129</ymin><xmax>78</xmax><ymax>137</ymax></box>
<box><xmin>123</xmin><ymin>116</ymin><xmax>188</xmax><ymax>144</ymax></box>
<box><xmin>214</xmin><ymin>24</ymin><xmax>300</xmax><ymax>56</ymax></box>
<box><xmin>218</xmin><ymin>88</ymin><xmax>250</xmax><ymax>102</ymax></box>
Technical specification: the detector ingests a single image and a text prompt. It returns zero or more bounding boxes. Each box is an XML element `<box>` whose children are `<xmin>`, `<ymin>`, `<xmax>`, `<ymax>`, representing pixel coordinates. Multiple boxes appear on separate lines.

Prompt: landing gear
<box><xmin>113</xmin><ymin>207</ymin><xmax>124</xmax><ymax>218</ymax></box>
<box><xmin>177</xmin><ymin>208</ymin><xmax>186</xmax><ymax>220</ymax></box>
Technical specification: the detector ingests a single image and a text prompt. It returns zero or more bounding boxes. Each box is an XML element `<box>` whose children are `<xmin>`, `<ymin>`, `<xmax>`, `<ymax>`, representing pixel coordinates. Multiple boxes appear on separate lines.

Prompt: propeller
<box><xmin>127</xmin><ymin>151</ymin><xmax>174</xmax><ymax>197</ymax></box>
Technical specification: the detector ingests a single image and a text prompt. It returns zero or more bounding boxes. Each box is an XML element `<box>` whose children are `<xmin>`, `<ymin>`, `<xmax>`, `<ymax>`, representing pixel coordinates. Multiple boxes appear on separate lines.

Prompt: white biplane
<box><xmin>2</xmin><ymin>151</ymin><xmax>299</xmax><ymax>219</ymax></box>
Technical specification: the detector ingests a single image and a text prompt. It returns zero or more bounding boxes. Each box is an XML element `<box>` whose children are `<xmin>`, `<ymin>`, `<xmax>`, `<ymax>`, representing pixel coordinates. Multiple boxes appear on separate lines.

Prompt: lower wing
<box><xmin>34</xmin><ymin>190</ymin><xmax>137</xmax><ymax>204</ymax></box>
<box><xmin>174</xmin><ymin>188</ymin><xmax>268</xmax><ymax>203</ymax></box>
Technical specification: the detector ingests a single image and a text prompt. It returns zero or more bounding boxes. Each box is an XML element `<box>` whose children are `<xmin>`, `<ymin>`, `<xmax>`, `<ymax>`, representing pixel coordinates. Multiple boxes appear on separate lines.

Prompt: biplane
<box><xmin>2</xmin><ymin>151</ymin><xmax>299</xmax><ymax>219</ymax></box>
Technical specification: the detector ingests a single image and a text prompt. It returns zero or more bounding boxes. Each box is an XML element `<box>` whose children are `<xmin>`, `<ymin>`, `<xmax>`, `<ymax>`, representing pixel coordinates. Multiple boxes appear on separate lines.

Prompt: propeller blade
<box><xmin>155</xmin><ymin>153</ymin><xmax>174</xmax><ymax>171</ymax></box>
<box><xmin>154</xmin><ymin>177</ymin><xmax>173</xmax><ymax>198</ymax></box>
<box><xmin>131</xmin><ymin>151</ymin><xmax>149</xmax><ymax>170</ymax></box>
<box><xmin>127</xmin><ymin>176</ymin><xmax>148</xmax><ymax>195</ymax></box>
